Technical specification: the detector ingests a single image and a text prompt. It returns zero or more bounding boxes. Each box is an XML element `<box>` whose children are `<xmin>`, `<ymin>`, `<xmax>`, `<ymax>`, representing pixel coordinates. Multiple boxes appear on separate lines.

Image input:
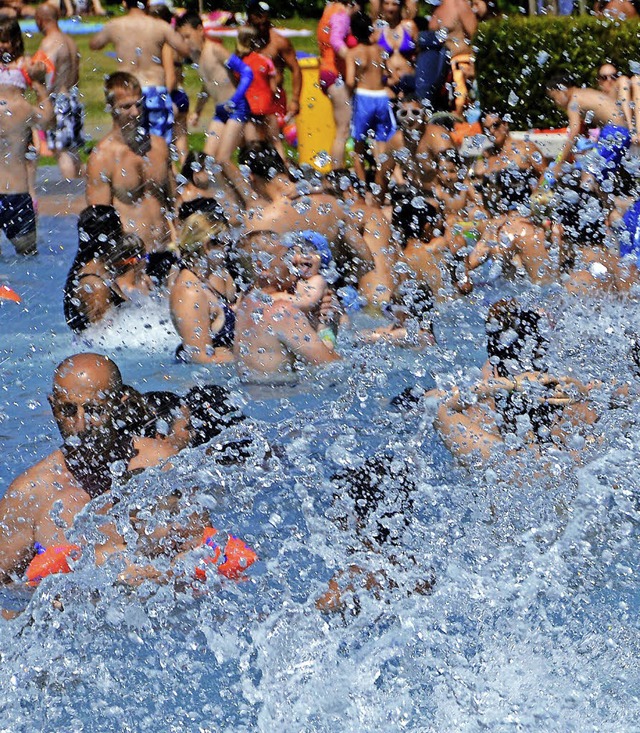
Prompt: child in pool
<box><xmin>273</xmin><ymin>232</ymin><xmax>338</xmax><ymax>349</ymax></box>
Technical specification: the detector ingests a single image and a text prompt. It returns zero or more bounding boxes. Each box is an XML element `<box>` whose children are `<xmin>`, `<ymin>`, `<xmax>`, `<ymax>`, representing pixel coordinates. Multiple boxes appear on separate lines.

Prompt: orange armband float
<box><xmin>26</xmin><ymin>543</ymin><xmax>82</xmax><ymax>587</ymax></box>
<box><xmin>0</xmin><ymin>284</ymin><xmax>20</xmax><ymax>303</ymax></box>
<box><xmin>194</xmin><ymin>527</ymin><xmax>258</xmax><ymax>581</ymax></box>
<box><xmin>23</xmin><ymin>50</ymin><xmax>56</xmax><ymax>88</ymax></box>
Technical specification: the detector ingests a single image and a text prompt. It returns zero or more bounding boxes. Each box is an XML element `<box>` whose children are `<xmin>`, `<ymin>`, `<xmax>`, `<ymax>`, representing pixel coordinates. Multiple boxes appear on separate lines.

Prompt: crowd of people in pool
<box><xmin>1</xmin><ymin>0</ymin><xmax>640</xmax><ymax>612</ymax></box>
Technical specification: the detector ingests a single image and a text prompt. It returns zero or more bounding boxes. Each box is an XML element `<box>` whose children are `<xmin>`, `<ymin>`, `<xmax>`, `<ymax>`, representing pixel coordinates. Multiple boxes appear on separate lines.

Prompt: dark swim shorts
<box><xmin>0</xmin><ymin>193</ymin><xmax>36</xmax><ymax>241</ymax></box>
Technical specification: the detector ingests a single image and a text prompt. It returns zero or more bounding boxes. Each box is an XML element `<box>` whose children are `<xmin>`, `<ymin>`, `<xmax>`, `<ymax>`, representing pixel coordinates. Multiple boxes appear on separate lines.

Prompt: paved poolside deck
<box><xmin>37</xmin><ymin>168</ymin><xmax>86</xmax><ymax>217</ymax></box>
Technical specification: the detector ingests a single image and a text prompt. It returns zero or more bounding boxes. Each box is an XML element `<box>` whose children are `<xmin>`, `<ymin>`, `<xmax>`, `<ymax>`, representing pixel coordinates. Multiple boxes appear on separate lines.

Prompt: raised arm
<box><xmin>555</xmin><ymin>92</ymin><xmax>582</xmax><ymax>170</ymax></box>
<box><xmin>89</xmin><ymin>23</ymin><xmax>112</xmax><ymax>51</ymax></box>
<box><xmin>163</xmin><ymin>25</ymin><xmax>192</xmax><ymax>62</ymax></box>
<box><xmin>29</xmin><ymin>79</ymin><xmax>54</xmax><ymax>130</ymax></box>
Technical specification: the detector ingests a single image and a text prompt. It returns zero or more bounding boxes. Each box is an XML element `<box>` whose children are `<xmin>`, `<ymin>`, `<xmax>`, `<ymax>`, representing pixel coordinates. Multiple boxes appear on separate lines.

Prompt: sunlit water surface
<box><xmin>0</xmin><ymin>209</ymin><xmax>639</xmax><ymax>732</ymax></box>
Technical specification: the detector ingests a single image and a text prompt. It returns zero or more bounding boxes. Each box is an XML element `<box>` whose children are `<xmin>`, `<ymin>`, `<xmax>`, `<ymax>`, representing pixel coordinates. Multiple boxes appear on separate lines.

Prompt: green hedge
<box><xmin>476</xmin><ymin>16</ymin><xmax>640</xmax><ymax>129</ymax></box>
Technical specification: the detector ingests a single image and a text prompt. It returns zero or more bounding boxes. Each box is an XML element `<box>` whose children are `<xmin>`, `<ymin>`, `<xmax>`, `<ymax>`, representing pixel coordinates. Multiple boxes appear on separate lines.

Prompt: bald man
<box><xmin>35</xmin><ymin>4</ymin><xmax>84</xmax><ymax>179</ymax></box>
<box><xmin>0</xmin><ymin>353</ymin><xmax>176</xmax><ymax>583</ymax></box>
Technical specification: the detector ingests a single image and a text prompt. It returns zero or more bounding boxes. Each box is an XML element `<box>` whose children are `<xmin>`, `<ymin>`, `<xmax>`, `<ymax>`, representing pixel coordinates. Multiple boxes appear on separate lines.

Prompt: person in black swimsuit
<box><xmin>424</xmin><ymin>299</ymin><xmax>598</xmax><ymax>464</ymax></box>
<box><xmin>169</xmin><ymin>210</ymin><xmax>237</xmax><ymax>364</ymax></box>
<box><xmin>63</xmin><ymin>205</ymin><xmax>153</xmax><ymax>332</ymax></box>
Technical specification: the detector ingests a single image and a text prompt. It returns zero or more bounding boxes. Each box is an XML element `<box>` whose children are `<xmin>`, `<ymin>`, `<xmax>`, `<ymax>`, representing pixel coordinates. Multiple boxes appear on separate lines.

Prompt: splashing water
<box><xmin>1</xmin><ymin>210</ymin><xmax>640</xmax><ymax>732</ymax></box>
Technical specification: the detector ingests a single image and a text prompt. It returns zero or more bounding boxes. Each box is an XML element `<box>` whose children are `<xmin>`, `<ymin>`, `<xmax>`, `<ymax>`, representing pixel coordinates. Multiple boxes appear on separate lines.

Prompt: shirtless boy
<box><xmin>176</xmin><ymin>12</ymin><xmax>253</xmax><ymax>201</ymax></box>
<box><xmin>86</xmin><ymin>72</ymin><xmax>175</xmax><ymax>253</ymax></box>
<box><xmin>345</xmin><ymin>11</ymin><xmax>395</xmax><ymax>182</ymax></box>
<box><xmin>467</xmin><ymin>111</ymin><xmax>553</xmax><ymax>285</ymax></box>
<box><xmin>247</xmin><ymin>0</ymin><xmax>302</xmax><ymax>121</ymax></box>
<box><xmin>234</xmin><ymin>231</ymin><xmax>340</xmax><ymax>380</ymax></box>
<box><xmin>0</xmin><ymin>37</ymin><xmax>52</xmax><ymax>255</ymax></box>
<box><xmin>35</xmin><ymin>4</ymin><xmax>83</xmax><ymax>179</ymax></box>
<box><xmin>90</xmin><ymin>0</ymin><xmax>191</xmax><ymax>145</ymax></box>
<box><xmin>546</xmin><ymin>75</ymin><xmax>631</xmax><ymax>183</ymax></box>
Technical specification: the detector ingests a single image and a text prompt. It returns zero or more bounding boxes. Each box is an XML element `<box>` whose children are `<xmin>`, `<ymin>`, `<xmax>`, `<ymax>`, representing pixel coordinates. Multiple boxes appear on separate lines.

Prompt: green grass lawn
<box><xmin>24</xmin><ymin>13</ymin><xmax>318</xmax><ymax>155</ymax></box>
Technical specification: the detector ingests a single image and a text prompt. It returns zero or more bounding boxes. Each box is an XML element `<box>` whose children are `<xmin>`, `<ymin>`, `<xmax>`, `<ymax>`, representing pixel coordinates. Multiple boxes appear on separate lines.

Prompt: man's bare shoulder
<box><xmin>271</xmin><ymin>28</ymin><xmax>294</xmax><ymax>51</ymax></box>
<box><xmin>88</xmin><ymin>136</ymin><xmax>121</xmax><ymax>167</ymax></box>
<box><xmin>149</xmin><ymin>134</ymin><xmax>170</xmax><ymax>156</ymax></box>
<box><xmin>6</xmin><ymin>449</ymin><xmax>73</xmax><ymax>499</ymax></box>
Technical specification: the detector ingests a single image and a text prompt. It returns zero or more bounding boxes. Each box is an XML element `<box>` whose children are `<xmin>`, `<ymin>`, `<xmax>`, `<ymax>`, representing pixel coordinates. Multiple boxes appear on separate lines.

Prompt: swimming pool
<box><xmin>1</xmin><ymin>191</ymin><xmax>640</xmax><ymax>730</ymax></box>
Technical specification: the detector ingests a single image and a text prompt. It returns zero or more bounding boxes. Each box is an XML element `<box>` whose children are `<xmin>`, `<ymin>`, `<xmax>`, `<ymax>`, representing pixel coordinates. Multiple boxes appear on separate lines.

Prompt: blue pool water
<box><xmin>1</xmin><ymin>198</ymin><xmax>640</xmax><ymax>731</ymax></box>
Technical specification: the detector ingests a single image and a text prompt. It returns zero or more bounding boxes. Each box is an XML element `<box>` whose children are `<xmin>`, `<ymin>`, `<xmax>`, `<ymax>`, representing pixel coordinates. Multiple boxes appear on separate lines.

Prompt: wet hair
<box><xmin>147</xmin><ymin>3</ymin><xmax>173</xmax><ymax>22</ymax></box>
<box><xmin>183</xmin><ymin>385</ymin><xmax>244</xmax><ymax>448</ymax></box>
<box><xmin>0</xmin><ymin>18</ymin><xmax>23</xmax><ymax>60</ymax></box>
<box><xmin>325</xmin><ymin>168</ymin><xmax>366</xmax><ymax>198</ymax></box>
<box><xmin>124</xmin><ymin>0</ymin><xmax>147</xmax><ymax>8</ymax></box>
<box><xmin>175</xmin><ymin>211</ymin><xmax>229</xmax><ymax>258</ymax></box>
<box><xmin>392</xmin><ymin>187</ymin><xmax>438</xmax><ymax>243</ymax></box>
<box><xmin>175</xmin><ymin>11</ymin><xmax>202</xmax><ymax>30</ymax></box>
<box><xmin>426</xmin><ymin>111</ymin><xmax>457</xmax><ymax>131</ymax></box>
<box><xmin>552</xmin><ymin>168</ymin><xmax>608</xmax><ymax>249</ymax></box>
<box><xmin>388</xmin><ymin>278</ymin><xmax>434</xmax><ymax>332</ymax></box>
<box><xmin>142</xmin><ymin>390</ymin><xmax>184</xmax><ymax>437</ymax></box>
<box><xmin>330</xmin><ymin>453</ymin><xmax>416</xmax><ymax>547</ymax></box>
<box><xmin>485</xmin><ymin>298</ymin><xmax>549</xmax><ymax>377</ymax></box>
<box><xmin>108</xmin><ymin>232</ymin><xmax>146</xmax><ymax>273</ymax></box>
<box><xmin>181</xmin><ymin>150</ymin><xmax>207</xmax><ymax>185</ymax></box>
<box><xmin>104</xmin><ymin>71</ymin><xmax>142</xmax><ymax>106</ymax></box>
<box><xmin>546</xmin><ymin>74</ymin><xmax>573</xmax><ymax>92</ymax></box>
<box><xmin>177</xmin><ymin>197</ymin><xmax>228</xmax><ymax>223</ymax></box>
<box><xmin>630</xmin><ymin>336</ymin><xmax>640</xmax><ymax>379</ymax></box>
<box><xmin>485</xmin><ymin>300</ymin><xmax>561</xmax><ymax>443</ymax></box>
<box><xmin>75</xmin><ymin>205</ymin><xmax>124</xmax><ymax>263</ymax></box>
<box><xmin>238</xmin><ymin>143</ymin><xmax>288</xmax><ymax>181</ymax></box>
<box><xmin>350</xmin><ymin>11</ymin><xmax>373</xmax><ymax>44</ymax></box>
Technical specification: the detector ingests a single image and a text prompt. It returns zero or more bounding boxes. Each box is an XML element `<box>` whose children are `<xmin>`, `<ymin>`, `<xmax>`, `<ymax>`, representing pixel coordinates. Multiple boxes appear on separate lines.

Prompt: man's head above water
<box><xmin>49</xmin><ymin>353</ymin><xmax>125</xmax><ymax>444</ymax></box>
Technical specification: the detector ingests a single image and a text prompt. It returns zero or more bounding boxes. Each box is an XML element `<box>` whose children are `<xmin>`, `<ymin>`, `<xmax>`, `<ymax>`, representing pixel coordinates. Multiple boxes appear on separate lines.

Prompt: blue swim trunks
<box><xmin>350</xmin><ymin>89</ymin><xmax>396</xmax><ymax>143</ymax></box>
<box><xmin>142</xmin><ymin>86</ymin><xmax>174</xmax><ymax>145</ymax></box>
<box><xmin>214</xmin><ymin>97</ymin><xmax>250</xmax><ymax>124</ymax></box>
<box><xmin>579</xmin><ymin>123</ymin><xmax>631</xmax><ymax>182</ymax></box>
<box><xmin>171</xmin><ymin>88</ymin><xmax>190</xmax><ymax>115</ymax></box>
<box><xmin>619</xmin><ymin>199</ymin><xmax>640</xmax><ymax>263</ymax></box>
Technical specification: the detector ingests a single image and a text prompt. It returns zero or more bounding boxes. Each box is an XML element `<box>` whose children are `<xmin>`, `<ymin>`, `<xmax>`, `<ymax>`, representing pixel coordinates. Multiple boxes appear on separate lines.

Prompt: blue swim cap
<box><xmin>283</xmin><ymin>230</ymin><xmax>333</xmax><ymax>266</ymax></box>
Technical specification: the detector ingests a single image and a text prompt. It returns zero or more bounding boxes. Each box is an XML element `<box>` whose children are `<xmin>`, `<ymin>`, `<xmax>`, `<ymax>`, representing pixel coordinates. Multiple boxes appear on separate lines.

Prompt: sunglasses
<box><xmin>113</xmin><ymin>253</ymin><xmax>148</xmax><ymax>269</ymax></box>
<box><xmin>484</xmin><ymin>120</ymin><xmax>505</xmax><ymax>132</ymax></box>
<box><xmin>598</xmin><ymin>73</ymin><xmax>618</xmax><ymax>82</ymax></box>
<box><xmin>397</xmin><ymin>107</ymin><xmax>423</xmax><ymax>120</ymax></box>
<box><xmin>51</xmin><ymin>399</ymin><xmax>110</xmax><ymax>420</ymax></box>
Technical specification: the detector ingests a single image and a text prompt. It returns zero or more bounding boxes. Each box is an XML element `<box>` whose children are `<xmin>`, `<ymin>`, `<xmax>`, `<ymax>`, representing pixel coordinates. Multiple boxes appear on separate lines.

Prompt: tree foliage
<box><xmin>476</xmin><ymin>16</ymin><xmax>640</xmax><ymax>129</ymax></box>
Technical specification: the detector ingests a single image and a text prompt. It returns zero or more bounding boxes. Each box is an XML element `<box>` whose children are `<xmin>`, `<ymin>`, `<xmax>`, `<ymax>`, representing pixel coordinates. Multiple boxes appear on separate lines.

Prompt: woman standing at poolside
<box><xmin>317</xmin><ymin>0</ymin><xmax>359</xmax><ymax>168</ymax></box>
<box><xmin>373</xmin><ymin>0</ymin><xmax>417</xmax><ymax>92</ymax></box>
